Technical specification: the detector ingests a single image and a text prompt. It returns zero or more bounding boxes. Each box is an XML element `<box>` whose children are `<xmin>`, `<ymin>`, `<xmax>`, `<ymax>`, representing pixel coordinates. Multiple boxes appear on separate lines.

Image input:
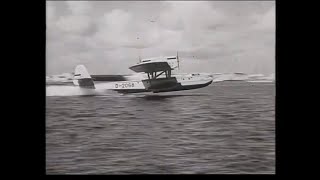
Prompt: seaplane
<box><xmin>73</xmin><ymin>53</ymin><xmax>213</xmax><ymax>94</ymax></box>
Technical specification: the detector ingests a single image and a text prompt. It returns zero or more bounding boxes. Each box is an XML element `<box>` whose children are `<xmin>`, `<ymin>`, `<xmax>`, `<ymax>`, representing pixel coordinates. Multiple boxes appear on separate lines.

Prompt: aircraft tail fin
<box><xmin>73</xmin><ymin>65</ymin><xmax>95</xmax><ymax>89</ymax></box>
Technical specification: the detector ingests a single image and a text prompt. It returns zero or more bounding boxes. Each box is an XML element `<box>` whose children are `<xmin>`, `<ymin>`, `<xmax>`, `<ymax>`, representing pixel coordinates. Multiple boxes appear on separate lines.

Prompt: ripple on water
<box><xmin>46</xmin><ymin>82</ymin><xmax>275</xmax><ymax>174</ymax></box>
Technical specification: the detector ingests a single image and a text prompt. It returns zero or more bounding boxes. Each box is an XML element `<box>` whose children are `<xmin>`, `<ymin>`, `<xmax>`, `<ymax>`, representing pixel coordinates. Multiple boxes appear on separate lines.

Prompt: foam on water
<box><xmin>45</xmin><ymin>85</ymin><xmax>148</xmax><ymax>97</ymax></box>
<box><xmin>46</xmin><ymin>85</ymin><xmax>120</xmax><ymax>97</ymax></box>
<box><xmin>46</xmin><ymin>86</ymin><xmax>95</xmax><ymax>96</ymax></box>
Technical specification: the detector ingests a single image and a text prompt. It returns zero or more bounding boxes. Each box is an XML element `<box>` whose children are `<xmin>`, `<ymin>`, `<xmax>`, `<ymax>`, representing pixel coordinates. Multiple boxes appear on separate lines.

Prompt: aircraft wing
<box><xmin>129</xmin><ymin>61</ymin><xmax>171</xmax><ymax>73</ymax></box>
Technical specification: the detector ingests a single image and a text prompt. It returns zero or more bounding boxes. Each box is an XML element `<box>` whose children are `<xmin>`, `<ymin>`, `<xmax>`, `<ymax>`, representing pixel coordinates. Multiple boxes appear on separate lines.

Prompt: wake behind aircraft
<box><xmin>73</xmin><ymin>53</ymin><xmax>213</xmax><ymax>94</ymax></box>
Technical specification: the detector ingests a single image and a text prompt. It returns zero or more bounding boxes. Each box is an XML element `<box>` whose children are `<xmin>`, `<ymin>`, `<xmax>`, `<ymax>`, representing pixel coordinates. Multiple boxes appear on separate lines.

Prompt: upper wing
<box><xmin>129</xmin><ymin>61</ymin><xmax>172</xmax><ymax>73</ymax></box>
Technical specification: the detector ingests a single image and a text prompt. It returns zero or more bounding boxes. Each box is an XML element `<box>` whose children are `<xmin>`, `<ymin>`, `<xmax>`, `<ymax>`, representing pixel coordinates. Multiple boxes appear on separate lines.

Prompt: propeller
<box><xmin>176</xmin><ymin>51</ymin><xmax>180</xmax><ymax>70</ymax></box>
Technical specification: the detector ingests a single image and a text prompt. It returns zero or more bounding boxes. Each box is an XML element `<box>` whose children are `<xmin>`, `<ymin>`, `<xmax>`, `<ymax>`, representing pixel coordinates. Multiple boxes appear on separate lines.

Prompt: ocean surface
<box><xmin>46</xmin><ymin>81</ymin><xmax>275</xmax><ymax>174</ymax></box>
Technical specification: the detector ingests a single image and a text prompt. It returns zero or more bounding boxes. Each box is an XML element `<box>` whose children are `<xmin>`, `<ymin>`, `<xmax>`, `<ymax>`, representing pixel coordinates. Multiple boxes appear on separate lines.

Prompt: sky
<box><xmin>46</xmin><ymin>1</ymin><xmax>275</xmax><ymax>75</ymax></box>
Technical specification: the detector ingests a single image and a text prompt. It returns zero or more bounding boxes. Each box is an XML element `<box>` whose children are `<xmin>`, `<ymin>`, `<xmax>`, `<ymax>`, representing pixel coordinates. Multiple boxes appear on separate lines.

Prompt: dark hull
<box><xmin>153</xmin><ymin>80</ymin><xmax>213</xmax><ymax>93</ymax></box>
<box><xmin>91</xmin><ymin>75</ymin><xmax>127</xmax><ymax>81</ymax></box>
<box><xmin>113</xmin><ymin>80</ymin><xmax>213</xmax><ymax>94</ymax></box>
<box><xmin>142</xmin><ymin>77</ymin><xmax>178</xmax><ymax>90</ymax></box>
<box><xmin>113</xmin><ymin>89</ymin><xmax>150</xmax><ymax>94</ymax></box>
